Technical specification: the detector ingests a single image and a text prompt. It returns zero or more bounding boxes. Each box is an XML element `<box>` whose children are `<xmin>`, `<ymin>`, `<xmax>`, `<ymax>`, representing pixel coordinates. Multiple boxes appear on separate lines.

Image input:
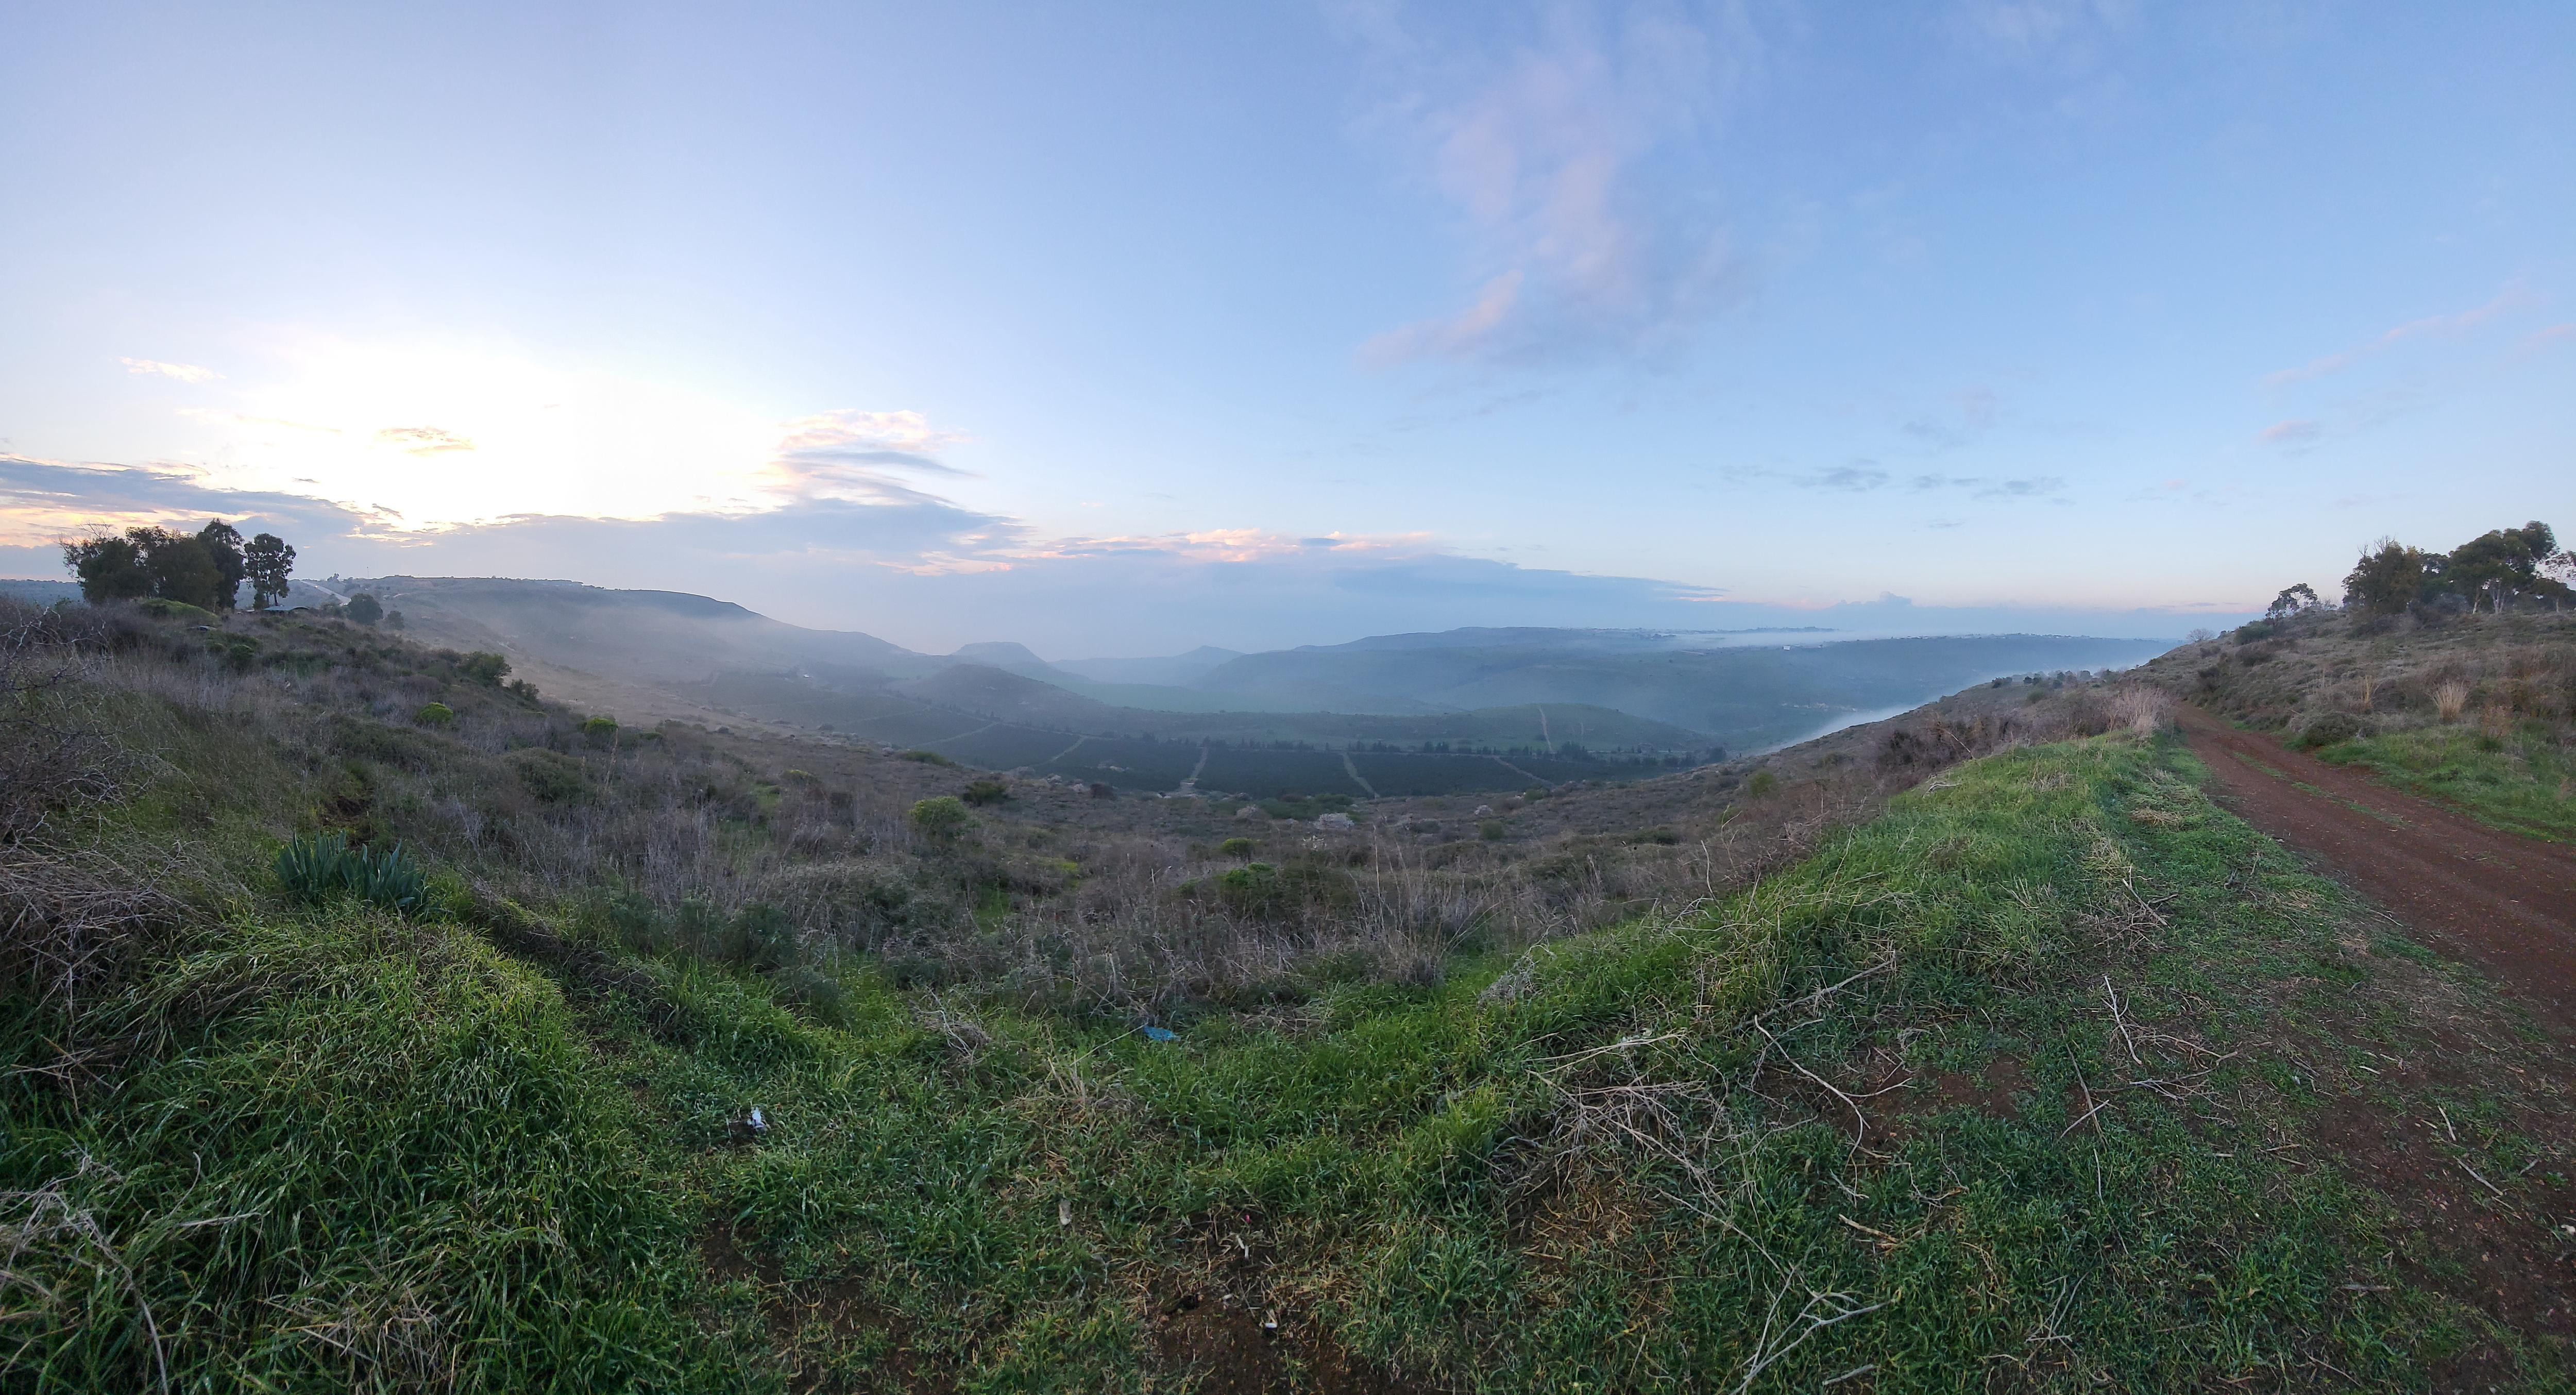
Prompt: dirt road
<box><xmin>2177</xmin><ymin>705</ymin><xmax>2576</xmax><ymax>1033</ymax></box>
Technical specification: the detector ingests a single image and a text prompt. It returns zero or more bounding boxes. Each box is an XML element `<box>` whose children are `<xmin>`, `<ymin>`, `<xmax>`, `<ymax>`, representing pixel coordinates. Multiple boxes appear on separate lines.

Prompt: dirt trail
<box><xmin>2178</xmin><ymin>704</ymin><xmax>2576</xmax><ymax>1032</ymax></box>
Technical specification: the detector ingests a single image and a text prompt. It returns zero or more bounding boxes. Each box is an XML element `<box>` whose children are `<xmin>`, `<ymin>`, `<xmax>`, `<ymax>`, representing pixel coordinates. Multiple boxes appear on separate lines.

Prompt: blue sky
<box><xmin>3</xmin><ymin>1</ymin><xmax>2569</xmax><ymax>656</ymax></box>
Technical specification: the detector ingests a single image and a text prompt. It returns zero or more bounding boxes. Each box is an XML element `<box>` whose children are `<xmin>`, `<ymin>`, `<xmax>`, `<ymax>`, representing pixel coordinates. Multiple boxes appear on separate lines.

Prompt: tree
<box><xmin>197</xmin><ymin>520</ymin><xmax>246</xmax><ymax>609</ymax></box>
<box><xmin>2444</xmin><ymin>521</ymin><xmax>2557</xmax><ymax>611</ymax></box>
<box><xmin>244</xmin><ymin>533</ymin><xmax>296</xmax><ymax>610</ymax></box>
<box><xmin>61</xmin><ymin>533</ymin><xmax>154</xmax><ymax>602</ymax></box>
<box><xmin>145</xmin><ymin>534</ymin><xmax>224</xmax><ymax>609</ymax></box>
<box><xmin>458</xmin><ymin>652</ymin><xmax>511</xmax><ymax>685</ymax></box>
<box><xmin>385</xmin><ymin>609</ymin><xmax>406</xmax><ymax>631</ymax></box>
<box><xmin>2540</xmin><ymin>550</ymin><xmax>2576</xmax><ymax>610</ymax></box>
<box><xmin>60</xmin><ymin>525</ymin><xmax>222</xmax><ymax>608</ymax></box>
<box><xmin>2265</xmin><ymin>583</ymin><xmax>2320</xmax><ymax>619</ymax></box>
<box><xmin>346</xmin><ymin>593</ymin><xmax>384</xmax><ymax>626</ymax></box>
<box><xmin>2341</xmin><ymin>539</ymin><xmax>2426</xmax><ymax>617</ymax></box>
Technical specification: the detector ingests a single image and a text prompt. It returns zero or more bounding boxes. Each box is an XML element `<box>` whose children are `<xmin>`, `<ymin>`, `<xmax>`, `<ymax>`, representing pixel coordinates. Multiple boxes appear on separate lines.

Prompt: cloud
<box><xmin>2264</xmin><ymin>285</ymin><xmax>2536</xmax><ymax>388</ymax></box>
<box><xmin>1908</xmin><ymin>474</ymin><xmax>2064</xmax><ymax>499</ymax></box>
<box><xmin>0</xmin><ymin>456</ymin><xmax>379</xmax><ymax>549</ymax></box>
<box><xmin>374</xmin><ymin>426</ymin><xmax>477</xmax><ymax>455</ymax></box>
<box><xmin>1953</xmin><ymin>0</ymin><xmax>2137</xmax><ymax>68</ymax></box>
<box><xmin>0</xmin><ymin>452</ymin><xmax>2207</xmax><ymax>655</ymax></box>
<box><xmin>765</xmin><ymin>409</ymin><xmax>975</xmax><ymax>502</ymax></box>
<box><xmin>2520</xmin><ymin>323</ymin><xmax>2574</xmax><ymax>354</ymax></box>
<box><xmin>1805</xmin><ymin>464</ymin><xmax>1891</xmax><ymax>492</ymax></box>
<box><xmin>2260</xmin><ymin>418</ymin><xmax>2320</xmax><ymax>445</ymax></box>
<box><xmin>120</xmin><ymin>357</ymin><xmax>222</xmax><ymax>383</ymax></box>
<box><xmin>1343</xmin><ymin>1</ymin><xmax>1760</xmax><ymax>366</ymax></box>
<box><xmin>1900</xmin><ymin>386</ymin><xmax>1999</xmax><ymax>448</ymax></box>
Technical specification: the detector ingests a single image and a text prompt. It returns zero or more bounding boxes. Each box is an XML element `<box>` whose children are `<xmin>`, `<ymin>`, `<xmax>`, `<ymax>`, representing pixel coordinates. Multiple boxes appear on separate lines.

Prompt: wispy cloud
<box><xmin>1344</xmin><ymin>0</ymin><xmax>1762</xmax><ymax>366</ymax></box>
<box><xmin>0</xmin><ymin>455</ymin><xmax>379</xmax><ymax>548</ymax></box>
<box><xmin>2259</xmin><ymin>418</ymin><xmax>2320</xmax><ymax>446</ymax></box>
<box><xmin>1731</xmin><ymin>462</ymin><xmax>2060</xmax><ymax>499</ymax></box>
<box><xmin>1909</xmin><ymin>473</ymin><xmax>2064</xmax><ymax>499</ymax></box>
<box><xmin>1900</xmin><ymin>386</ymin><xmax>1999</xmax><ymax>449</ymax></box>
<box><xmin>120</xmin><ymin>357</ymin><xmax>222</xmax><ymax>383</ymax></box>
<box><xmin>1952</xmin><ymin>0</ymin><xmax>2137</xmax><ymax>68</ymax></box>
<box><xmin>765</xmin><ymin>409</ymin><xmax>974</xmax><ymax>502</ymax></box>
<box><xmin>2264</xmin><ymin>285</ymin><xmax>2535</xmax><ymax>388</ymax></box>
<box><xmin>374</xmin><ymin>426</ymin><xmax>477</xmax><ymax>455</ymax></box>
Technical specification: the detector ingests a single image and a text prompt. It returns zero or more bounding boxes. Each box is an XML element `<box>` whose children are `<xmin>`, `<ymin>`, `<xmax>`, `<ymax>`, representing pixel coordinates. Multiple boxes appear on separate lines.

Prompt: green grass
<box><xmin>2322</xmin><ymin>724</ymin><xmax>2576</xmax><ymax>842</ymax></box>
<box><xmin>9</xmin><ymin>727</ymin><xmax>2567</xmax><ymax>1389</ymax></box>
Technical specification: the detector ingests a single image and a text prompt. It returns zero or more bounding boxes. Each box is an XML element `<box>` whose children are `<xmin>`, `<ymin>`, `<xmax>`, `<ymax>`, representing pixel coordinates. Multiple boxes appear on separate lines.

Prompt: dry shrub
<box><xmin>2107</xmin><ymin>686</ymin><xmax>2169</xmax><ymax>737</ymax></box>
<box><xmin>2433</xmin><ymin>681</ymin><xmax>2470</xmax><ymax>722</ymax></box>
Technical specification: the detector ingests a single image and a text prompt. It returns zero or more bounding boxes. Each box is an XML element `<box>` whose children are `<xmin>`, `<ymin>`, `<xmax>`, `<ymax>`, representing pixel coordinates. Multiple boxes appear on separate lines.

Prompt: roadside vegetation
<box><xmin>5</xmin><ymin>591</ymin><xmax>2571</xmax><ymax>1389</ymax></box>
<box><xmin>2141</xmin><ymin>519</ymin><xmax>2576</xmax><ymax>843</ymax></box>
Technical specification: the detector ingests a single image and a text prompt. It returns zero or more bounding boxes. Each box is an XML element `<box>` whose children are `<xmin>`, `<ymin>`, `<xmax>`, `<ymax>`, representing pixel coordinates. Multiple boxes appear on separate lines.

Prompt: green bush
<box><xmin>508</xmin><ymin>747</ymin><xmax>588</xmax><ymax>803</ymax></box>
<box><xmin>909</xmin><ymin>795</ymin><xmax>972</xmax><ymax>842</ymax></box>
<box><xmin>961</xmin><ymin>778</ymin><xmax>1011</xmax><ymax>806</ymax></box>
<box><xmin>1480</xmin><ymin>820</ymin><xmax>1507</xmax><ymax>841</ymax></box>
<box><xmin>459</xmin><ymin>651</ymin><xmax>511</xmax><ymax>685</ymax></box>
<box><xmin>897</xmin><ymin>749</ymin><xmax>958</xmax><ymax>767</ymax></box>
<box><xmin>415</xmin><ymin>702</ymin><xmax>455</xmax><ymax>727</ymax></box>
<box><xmin>1745</xmin><ymin>769</ymin><xmax>1778</xmax><ymax>798</ymax></box>
<box><xmin>581</xmin><ymin>715</ymin><xmax>619</xmax><ymax>748</ymax></box>
<box><xmin>1217</xmin><ymin>836</ymin><xmax>1256</xmax><ymax>858</ymax></box>
<box><xmin>274</xmin><ymin>831</ymin><xmax>426</xmax><ymax>913</ymax></box>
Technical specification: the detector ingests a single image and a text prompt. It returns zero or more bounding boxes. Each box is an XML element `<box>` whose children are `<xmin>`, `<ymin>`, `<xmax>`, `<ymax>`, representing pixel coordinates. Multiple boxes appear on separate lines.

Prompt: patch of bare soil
<box><xmin>701</xmin><ymin>1218</ymin><xmax>939</xmax><ymax>1395</ymax></box>
<box><xmin>2178</xmin><ymin>704</ymin><xmax>2576</xmax><ymax>1034</ymax></box>
<box><xmin>1145</xmin><ymin>1211</ymin><xmax>1429</xmax><ymax>1394</ymax></box>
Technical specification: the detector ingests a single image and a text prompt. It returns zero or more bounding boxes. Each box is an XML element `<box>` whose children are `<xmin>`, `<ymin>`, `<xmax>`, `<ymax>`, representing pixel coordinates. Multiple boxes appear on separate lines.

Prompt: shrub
<box><xmin>415</xmin><ymin>702</ymin><xmax>455</xmax><ymax>727</ymax></box>
<box><xmin>909</xmin><ymin>795</ymin><xmax>972</xmax><ymax>842</ymax></box>
<box><xmin>274</xmin><ymin>831</ymin><xmax>426</xmax><ymax>913</ymax></box>
<box><xmin>2292</xmin><ymin>712</ymin><xmax>2371</xmax><ymax>750</ymax></box>
<box><xmin>897</xmin><ymin>749</ymin><xmax>958</xmax><ymax>767</ymax></box>
<box><xmin>1217</xmin><ymin>836</ymin><xmax>1256</xmax><ymax>858</ymax></box>
<box><xmin>1480</xmin><ymin>820</ymin><xmax>1506</xmax><ymax>841</ymax></box>
<box><xmin>1745</xmin><ymin>769</ymin><xmax>1778</xmax><ymax>798</ymax></box>
<box><xmin>459</xmin><ymin>651</ymin><xmax>511</xmax><ymax>685</ymax></box>
<box><xmin>720</xmin><ymin>901</ymin><xmax>796</xmax><ymax>970</ymax></box>
<box><xmin>508</xmin><ymin>747</ymin><xmax>588</xmax><ymax>804</ymax></box>
<box><xmin>580</xmin><ymin>715</ymin><xmax>619</xmax><ymax>748</ymax></box>
<box><xmin>961</xmin><ymin>779</ymin><xmax>1011</xmax><ymax>806</ymax></box>
<box><xmin>345</xmin><ymin>593</ymin><xmax>384</xmax><ymax>626</ymax></box>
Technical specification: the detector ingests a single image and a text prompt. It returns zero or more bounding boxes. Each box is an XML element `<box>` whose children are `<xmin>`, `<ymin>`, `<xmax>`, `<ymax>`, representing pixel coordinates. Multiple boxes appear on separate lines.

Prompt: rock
<box><xmin>1473</xmin><ymin>804</ymin><xmax>1493</xmax><ymax>816</ymax></box>
<box><xmin>1316</xmin><ymin>812</ymin><xmax>1356</xmax><ymax>831</ymax></box>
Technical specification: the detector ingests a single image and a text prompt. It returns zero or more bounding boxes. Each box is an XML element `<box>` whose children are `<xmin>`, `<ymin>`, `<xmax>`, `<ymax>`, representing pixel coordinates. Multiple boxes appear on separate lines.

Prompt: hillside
<box><xmin>2134</xmin><ymin>604</ymin><xmax>2576</xmax><ymax>842</ymax></box>
<box><xmin>4</xmin><ymin>594</ymin><xmax>2568</xmax><ymax>1390</ymax></box>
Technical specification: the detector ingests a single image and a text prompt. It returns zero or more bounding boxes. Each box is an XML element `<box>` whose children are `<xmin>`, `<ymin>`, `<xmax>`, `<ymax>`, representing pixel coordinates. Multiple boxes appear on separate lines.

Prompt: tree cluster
<box><xmin>60</xmin><ymin>520</ymin><xmax>297</xmax><ymax>610</ymax></box>
<box><xmin>2340</xmin><ymin>520</ymin><xmax>2572</xmax><ymax>618</ymax></box>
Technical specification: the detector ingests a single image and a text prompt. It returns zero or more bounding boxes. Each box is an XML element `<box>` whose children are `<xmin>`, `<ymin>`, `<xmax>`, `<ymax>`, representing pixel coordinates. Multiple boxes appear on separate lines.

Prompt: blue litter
<box><xmin>1140</xmin><ymin>1026</ymin><xmax>1178</xmax><ymax>1042</ymax></box>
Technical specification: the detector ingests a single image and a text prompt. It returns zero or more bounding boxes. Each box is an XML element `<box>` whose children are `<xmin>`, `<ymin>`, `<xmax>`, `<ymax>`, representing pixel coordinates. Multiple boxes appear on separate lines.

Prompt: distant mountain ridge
<box><xmin>342</xmin><ymin>575</ymin><xmax>2179</xmax><ymax>758</ymax></box>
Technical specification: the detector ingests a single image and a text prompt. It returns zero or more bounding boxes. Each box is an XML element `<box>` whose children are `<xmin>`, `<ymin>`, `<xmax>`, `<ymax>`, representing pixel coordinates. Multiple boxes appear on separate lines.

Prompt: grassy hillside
<box><xmin>5</xmin><ymin>597</ymin><xmax>2567</xmax><ymax>1389</ymax></box>
<box><xmin>2138</xmin><ymin>606</ymin><xmax>2576</xmax><ymax>842</ymax></box>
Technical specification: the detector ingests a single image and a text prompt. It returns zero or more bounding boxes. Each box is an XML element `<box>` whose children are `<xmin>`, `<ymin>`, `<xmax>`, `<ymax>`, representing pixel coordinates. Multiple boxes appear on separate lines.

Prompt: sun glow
<box><xmin>196</xmin><ymin>341</ymin><xmax>798</xmax><ymax>529</ymax></box>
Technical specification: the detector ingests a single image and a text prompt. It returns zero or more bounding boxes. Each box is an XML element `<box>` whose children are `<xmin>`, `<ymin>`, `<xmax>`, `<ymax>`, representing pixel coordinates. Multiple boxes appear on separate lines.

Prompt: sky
<box><xmin>3</xmin><ymin>1</ymin><xmax>2570</xmax><ymax>657</ymax></box>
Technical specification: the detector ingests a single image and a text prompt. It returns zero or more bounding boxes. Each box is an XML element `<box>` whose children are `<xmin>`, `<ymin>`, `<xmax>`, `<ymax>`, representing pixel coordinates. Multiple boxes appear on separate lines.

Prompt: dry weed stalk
<box><xmin>2434</xmin><ymin>681</ymin><xmax>2470</xmax><ymax>722</ymax></box>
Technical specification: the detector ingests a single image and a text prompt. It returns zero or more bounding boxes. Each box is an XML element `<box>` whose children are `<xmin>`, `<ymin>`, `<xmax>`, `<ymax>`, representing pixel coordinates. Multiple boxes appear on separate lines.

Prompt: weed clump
<box><xmin>274</xmin><ymin>831</ymin><xmax>427</xmax><ymax>913</ymax></box>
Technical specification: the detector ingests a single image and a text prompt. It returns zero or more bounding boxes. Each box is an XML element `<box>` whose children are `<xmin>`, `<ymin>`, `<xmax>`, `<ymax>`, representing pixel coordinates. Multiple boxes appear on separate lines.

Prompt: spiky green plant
<box><xmin>274</xmin><ymin>830</ymin><xmax>427</xmax><ymax>913</ymax></box>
